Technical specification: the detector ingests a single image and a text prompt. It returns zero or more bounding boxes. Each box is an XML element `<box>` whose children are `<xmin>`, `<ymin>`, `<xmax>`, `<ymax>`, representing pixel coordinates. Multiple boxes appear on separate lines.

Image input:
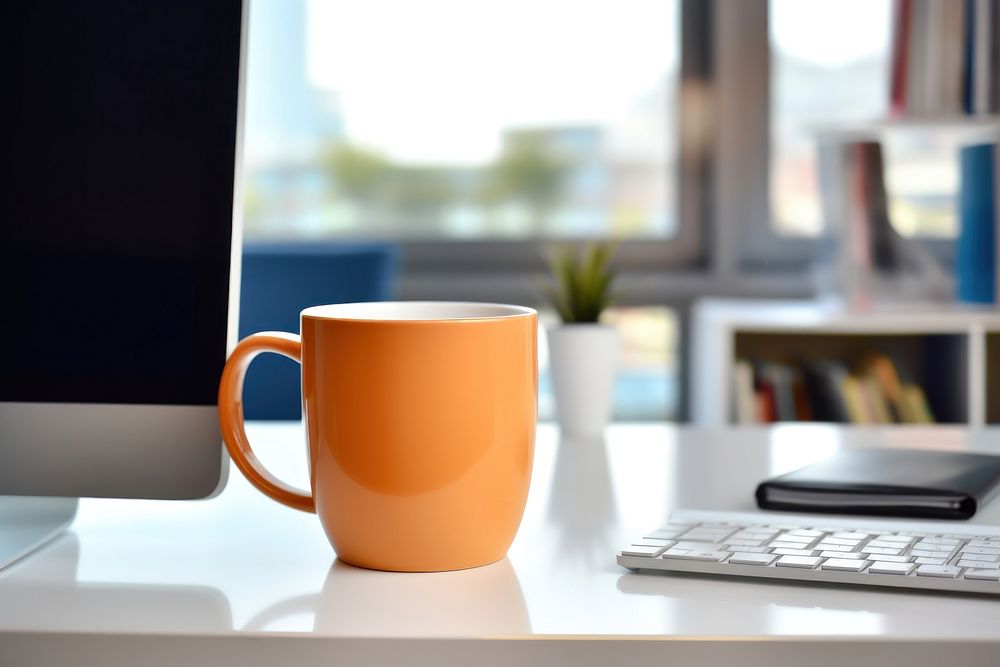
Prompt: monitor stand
<box><xmin>0</xmin><ymin>497</ymin><xmax>78</xmax><ymax>571</ymax></box>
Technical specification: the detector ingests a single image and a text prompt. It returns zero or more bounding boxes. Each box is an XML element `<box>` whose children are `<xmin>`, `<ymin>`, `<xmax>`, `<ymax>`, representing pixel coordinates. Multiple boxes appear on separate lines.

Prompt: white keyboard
<box><xmin>618</xmin><ymin>511</ymin><xmax>1000</xmax><ymax>595</ymax></box>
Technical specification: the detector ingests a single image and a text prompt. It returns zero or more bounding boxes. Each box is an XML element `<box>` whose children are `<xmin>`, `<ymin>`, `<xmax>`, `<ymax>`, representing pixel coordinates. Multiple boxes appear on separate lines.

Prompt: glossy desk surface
<box><xmin>4</xmin><ymin>424</ymin><xmax>1000</xmax><ymax>666</ymax></box>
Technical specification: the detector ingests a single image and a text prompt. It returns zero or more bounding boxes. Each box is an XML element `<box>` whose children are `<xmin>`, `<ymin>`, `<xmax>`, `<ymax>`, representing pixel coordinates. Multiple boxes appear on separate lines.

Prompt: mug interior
<box><xmin>301</xmin><ymin>301</ymin><xmax>536</xmax><ymax>322</ymax></box>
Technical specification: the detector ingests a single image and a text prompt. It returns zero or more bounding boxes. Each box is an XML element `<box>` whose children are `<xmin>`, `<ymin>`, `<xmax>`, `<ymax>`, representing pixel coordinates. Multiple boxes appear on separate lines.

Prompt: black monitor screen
<box><xmin>0</xmin><ymin>1</ymin><xmax>242</xmax><ymax>405</ymax></box>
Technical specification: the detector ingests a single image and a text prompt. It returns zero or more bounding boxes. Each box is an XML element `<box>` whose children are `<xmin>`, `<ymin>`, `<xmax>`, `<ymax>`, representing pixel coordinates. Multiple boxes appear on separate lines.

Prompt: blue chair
<box><xmin>238</xmin><ymin>242</ymin><xmax>399</xmax><ymax>419</ymax></box>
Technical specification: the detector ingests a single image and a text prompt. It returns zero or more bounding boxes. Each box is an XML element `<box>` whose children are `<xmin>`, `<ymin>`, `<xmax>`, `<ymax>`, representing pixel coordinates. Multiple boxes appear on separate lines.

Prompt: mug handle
<box><xmin>218</xmin><ymin>331</ymin><xmax>316</xmax><ymax>513</ymax></box>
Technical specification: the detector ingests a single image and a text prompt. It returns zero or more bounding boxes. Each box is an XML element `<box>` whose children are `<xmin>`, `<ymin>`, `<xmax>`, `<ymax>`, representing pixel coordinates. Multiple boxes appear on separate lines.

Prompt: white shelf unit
<box><xmin>814</xmin><ymin>116</ymin><xmax>1000</xmax><ymax>137</ymax></box>
<box><xmin>691</xmin><ymin>299</ymin><xmax>1000</xmax><ymax>427</ymax></box>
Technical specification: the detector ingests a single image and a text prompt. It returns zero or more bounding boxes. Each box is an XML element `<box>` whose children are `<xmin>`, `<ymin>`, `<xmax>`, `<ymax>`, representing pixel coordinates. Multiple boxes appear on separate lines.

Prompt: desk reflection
<box><xmin>545</xmin><ymin>435</ymin><xmax>619</xmax><ymax>568</ymax></box>
<box><xmin>245</xmin><ymin>557</ymin><xmax>531</xmax><ymax>636</ymax></box>
<box><xmin>0</xmin><ymin>533</ymin><xmax>232</xmax><ymax>633</ymax></box>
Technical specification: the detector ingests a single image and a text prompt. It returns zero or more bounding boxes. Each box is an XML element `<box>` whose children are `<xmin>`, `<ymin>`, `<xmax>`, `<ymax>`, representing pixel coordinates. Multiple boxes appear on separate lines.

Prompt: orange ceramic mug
<box><xmin>218</xmin><ymin>302</ymin><xmax>537</xmax><ymax>572</ymax></box>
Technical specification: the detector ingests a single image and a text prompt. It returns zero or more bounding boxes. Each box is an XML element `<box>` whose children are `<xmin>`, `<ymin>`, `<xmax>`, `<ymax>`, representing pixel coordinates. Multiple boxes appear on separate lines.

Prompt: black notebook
<box><xmin>756</xmin><ymin>449</ymin><xmax>1000</xmax><ymax>520</ymax></box>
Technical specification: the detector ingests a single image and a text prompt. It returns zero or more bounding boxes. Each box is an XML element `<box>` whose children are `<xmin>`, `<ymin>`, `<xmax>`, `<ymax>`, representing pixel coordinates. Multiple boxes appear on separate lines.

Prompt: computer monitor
<box><xmin>0</xmin><ymin>1</ymin><xmax>246</xmax><ymax>563</ymax></box>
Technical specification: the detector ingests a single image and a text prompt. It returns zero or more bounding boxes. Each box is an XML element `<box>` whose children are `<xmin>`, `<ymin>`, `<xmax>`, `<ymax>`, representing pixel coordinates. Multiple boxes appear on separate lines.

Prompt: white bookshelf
<box><xmin>814</xmin><ymin>116</ymin><xmax>1000</xmax><ymax>137</ymax></box>
<box><xmin>691</xmin><ymin>298</ymin><xmax>1000</xmax><ymax>426</ymax></box>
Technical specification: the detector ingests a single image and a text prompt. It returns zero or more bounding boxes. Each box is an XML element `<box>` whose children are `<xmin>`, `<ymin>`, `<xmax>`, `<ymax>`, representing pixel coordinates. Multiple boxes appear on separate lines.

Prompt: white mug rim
<box><xmin>301</xmin><ymin>301</ymin><xmax>536</xmax><ymax>322</ymax></box>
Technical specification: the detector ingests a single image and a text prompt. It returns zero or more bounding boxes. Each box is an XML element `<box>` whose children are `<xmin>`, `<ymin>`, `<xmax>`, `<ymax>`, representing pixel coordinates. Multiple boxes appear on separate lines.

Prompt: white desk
<box><xmin>3</xmin><ymin>424</ymin><xmax>1000</xmax><ymax>666</ymax></box>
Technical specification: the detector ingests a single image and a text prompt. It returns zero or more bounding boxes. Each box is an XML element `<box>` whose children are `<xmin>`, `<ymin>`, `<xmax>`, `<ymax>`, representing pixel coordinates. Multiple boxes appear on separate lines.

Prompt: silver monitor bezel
<box><xmin>0</xmin><ymin>0</ymin><xmax>248</xmax><ymax>500</ymax></box>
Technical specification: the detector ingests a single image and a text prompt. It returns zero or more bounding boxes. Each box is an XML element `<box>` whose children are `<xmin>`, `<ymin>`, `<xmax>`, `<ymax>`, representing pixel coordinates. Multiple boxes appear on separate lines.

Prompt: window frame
<box><xmin>724</xmin><ymin>0</ymin><xmax>957</xmax><ymax>273</ymax></box>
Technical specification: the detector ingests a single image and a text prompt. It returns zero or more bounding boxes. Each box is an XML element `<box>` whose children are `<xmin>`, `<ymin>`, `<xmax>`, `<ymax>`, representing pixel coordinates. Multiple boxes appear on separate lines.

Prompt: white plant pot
<box><xmin>547</xmin><ymin>324</ymin><xmax>620</xmax><ymax>436</ymax></box>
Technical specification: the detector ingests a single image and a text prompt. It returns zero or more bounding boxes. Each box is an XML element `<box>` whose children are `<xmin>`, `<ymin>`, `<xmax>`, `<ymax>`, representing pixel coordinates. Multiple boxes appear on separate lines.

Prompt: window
<box><xmin>769</xmin><ymin>0</ymin><xmax>891</xmax><ymax>236</ymax></box>
<box><xmin>769</xmin><ymin>0</ymin><xmax>961</xmax><ymax>239</ymax></box>
<box><xmin>243</xmin><ymin>0</ymin><xmax>680</xmax><ymax>240</ymax></box>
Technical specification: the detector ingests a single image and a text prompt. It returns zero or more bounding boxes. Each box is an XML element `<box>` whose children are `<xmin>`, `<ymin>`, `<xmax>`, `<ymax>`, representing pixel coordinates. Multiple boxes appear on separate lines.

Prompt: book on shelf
<box><xmin>755</xmin><ymin>371</ymin><xmax>778</xmax><ymax>424</ymax></box>
<box><xmin>840</xmin><ymin>374</ymin><xmax>870</xmax><ymax>424</ymax></box>
<box><xmin>861</xmin><ymin>374</ymin><xmax>894</xmax><ymax>424</ymax></box>
<box><xmin>732</xmin><ymin>360</ymin><xmax>758</xmax><ymax>424</ymax></box>
<box><xmin>972</xmin><ymin>0</ymin><xmax>995</xmax><ymax>114</ymax></box>
<box><xmin>802</xmin><ymin>361</ymin><xmax>851</xmax><ymax>423</ymax></box>
<box><xmin>902</xmin><ymin>384</ymin><xmax>935</xmax><ymax>423</ymax></box>
<box><xmin>732</xmin><ymin>355</ymin><xmax>936</xmax><ymax>425</ymax></box>
<box><xmin>859</xmin><ymin>353</ymin><xmax>907</xmax><ymax>422</ymax></box>
<box><xmin>956</xmin><ymin>142</ymin><xmax>997</xmax><ymax>304</ymax></box>
<box><xmin>890</xmin><ymin>0</ymin><xmax>1000</xmax><ymax>117</ymax></box>
<box><xmin>760</xmin><ymin>363</ymin><xmax>797</xmax><ymax>422</ymax></box>
<box><xmin>889</xmin><ymin>0</ymin><xmax>911</xmax><ymax>116</ymax></box>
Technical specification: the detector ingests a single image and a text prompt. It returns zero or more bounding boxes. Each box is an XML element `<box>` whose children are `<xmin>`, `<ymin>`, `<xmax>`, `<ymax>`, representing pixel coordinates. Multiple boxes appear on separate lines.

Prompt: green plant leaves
<box><xmin>543</xmin><ymin>243</ymin><xmax>617</xmax><ymax>323</ymax></box>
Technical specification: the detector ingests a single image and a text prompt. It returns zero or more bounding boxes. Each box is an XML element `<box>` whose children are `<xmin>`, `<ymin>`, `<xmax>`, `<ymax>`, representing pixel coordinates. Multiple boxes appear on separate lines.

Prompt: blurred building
<box><xmin>244</xmin><ymin>0</ymin><xmax>343</xmax><ymax>166</ymax></box>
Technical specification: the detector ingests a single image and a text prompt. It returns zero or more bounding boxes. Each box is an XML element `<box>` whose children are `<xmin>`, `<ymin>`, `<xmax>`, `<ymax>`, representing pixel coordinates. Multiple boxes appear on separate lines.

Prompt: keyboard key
<box><xmin>769</xmin><ymin>541</ymin><xmax>811</xmax><ymax>551</ymax></box>
<box><xmin>775</xmin><ymin>555</ymin><xmax>821</xmax><ymax>569</ymax></box>
<box><xmin>961</xmin><ymin>546</ymin><xmax>1000</xmax><ymax>556</ymax></box>
<box><xmin>724</xmin><ymin>538</ymin><xmax>767</xmax><ymax>547</ymax></box>
<box><xmin>832</xmin><ymin>532</ymin><xmax>874</xmax><ymax>539</ymax></box>
<box><xmin>920</xmin><ymin>537</ymin><xmax>960</xmax><ymax>545</ymax></box>
<box><xmin>910</xmin><ymin>550</ymin><xmax>944</xmax><ymax>559</ymax></box>
<box><xmin>873</xmin><ymin>534</ymin><xmax>914</xmax><ymax>543</ymax></box>
<box><xmin>820</xmin><ymin>537</ymin><xmax>862</xmax><ymax>547</ymax></box>
<box><xmin>869</xmin><ymin>561</ymin><xmax>915</xmax><ymax>575</ymax></box>
<box><xmin>730</xmin><ymin>532</ymin><xmax>775</xmax><ymax>541</ymax></box>
<box><xmin>959</xmin><ymin>553</ymin><xmax>999</xmax><ymax>562</ymax></box>
<box><xmin>863</xmin><ymin>547</ymin><xmax>904</xmax><ymax>556</ymax></box>
<box><xmin>631</xmin><ymin>539</ymin><xmax>676</xmax><ymax>549</ymax></box>
<box><xmin>680</xmin><ymin>527</ymin><xmax>734</xmax><ymax>537</ymax></box>
<box><xmin>672</xmin><ymin>541</ymin><xmax>724</xmax><ymax>551</ymax></box>
<box><xmin>814</xmin><ymin>543</ymin><xmax>855</xmax><ymax>553</ymax></box>
<box><xmin>866</xmin><ymin>540</ymin><xmax>908</xmax><ymax>549</ymax></box>
<box><xmin>645</xmin><ymin>529</ymin><xmax>685</xmax><ymax>540</ymax></box>
<box><xmin>913</xmin><ymin>542</ymin><xmax>957</xmax><ymax>552</ymax></box>
<box><xmin>964</xmin><ymin>569</ymin><xmax>1000</xmax><ymax>581</ymax></box>
<box><xmin>821</xmin><ymin>550</ymin><xmax>864</xmax><ymax>559</ymax></box>
<box><xmin>773</xmin><ymin>534</ymin><xmax>817</xmax><ymax>545</ymax></box>
<box><xmin>679</xmin><ymin>529</ymin><xmax>735</xmax><ymax>542</ymax></box>
<box><xmin>822</xmin><ymin>558</ymin><xmax>870</xmax><ymax>572</ymax></box>
<box><xmin>967</xmin><ymin>540</ymin><xmax>1000</xmax><ymax>548</ymax></box>
<box><xmin>867</xmin><ymin>554</ymin><xmax>913</xmax><ymax>563</ymax></box>
<box><xmin>661</xmin><ymin>548</ymin><xmax>729</xmax><ymax>562</ymax></box>
<box><xmin>915</xmin><ymin>557</ymin><xmax>947</xmax><ymax>565</ymax></box>
<box><xmin>916</xmin><ymin>565</ymin><xmax>962</xmax><ymax>578</ymax></box>
<box><xmin>728</xmin><ymin>552</ymin><xmax>777</xmax><ymax>566</ymax></box>
<box><xmin>722</xmin><ymin>545</ymin><xmax>771</xmax><ymax>554</ymax></box>
<box><xmin>958</xmin><ymin>560</ymin><xmax>999</xmax><ymax>570</ymax></box>
<box><xmin>723</xmin><ymin>545</ymin><xmax>772</xmax><ymax>553</ymax></box>
<box><xmin>772</xmin><ymin>548</ymin><xmax>819</xmax><ymax>557</ymax></box>
<box><xmin>787</xmin><ymin>529</ymin><xmax>824</xmax><ymax>537</ymax></box>
<box><xmin>621</xmin><ymin>545</ymin><xmax>667</xmax><ymax>557</ymax></box>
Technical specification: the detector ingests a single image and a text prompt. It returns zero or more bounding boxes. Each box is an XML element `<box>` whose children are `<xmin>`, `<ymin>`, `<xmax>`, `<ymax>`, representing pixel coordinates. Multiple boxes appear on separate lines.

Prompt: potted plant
<box><xmin>543</xmin><ymin>243</ymin><xmax>620</xmax><ymax>435</ymax></box>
